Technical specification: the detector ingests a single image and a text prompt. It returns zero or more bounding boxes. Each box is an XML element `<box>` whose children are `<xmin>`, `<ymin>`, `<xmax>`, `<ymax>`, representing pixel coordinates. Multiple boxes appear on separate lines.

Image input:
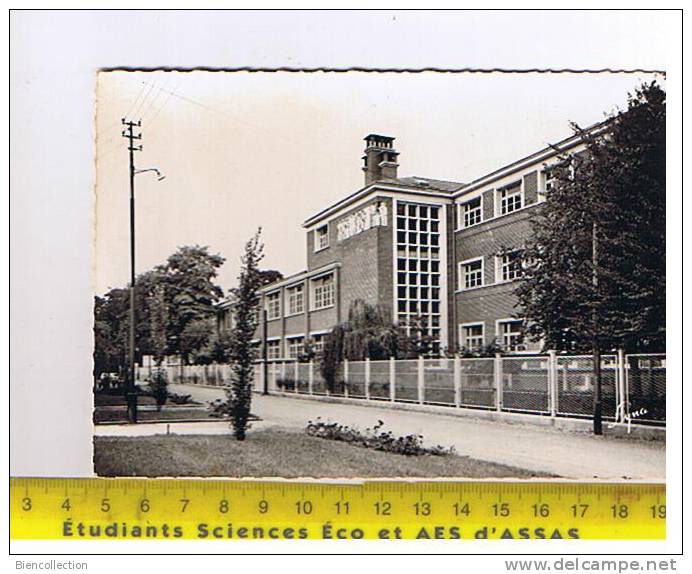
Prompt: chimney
<box><xmin>362</xmin><ymin>134</ymin><xmax>399</xmax><ymax>186</ymax></box>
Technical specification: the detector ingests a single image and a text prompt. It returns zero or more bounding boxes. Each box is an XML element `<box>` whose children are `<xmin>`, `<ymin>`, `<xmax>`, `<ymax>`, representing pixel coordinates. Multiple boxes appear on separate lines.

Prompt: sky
<box><xmin>95</xmin><ymin>71</ymin><xmax>663</xmax><ymax>295</ymax></box>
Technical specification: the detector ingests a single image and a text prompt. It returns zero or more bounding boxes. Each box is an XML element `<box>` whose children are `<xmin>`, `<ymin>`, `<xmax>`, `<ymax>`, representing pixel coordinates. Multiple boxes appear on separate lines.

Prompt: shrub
<box><xmin>276</xmin><ymin>378</ymin><xmax>295</xmax><ymax>391</ymax></box>
<box><xmin>207</xmin><ymin>398</ymin><xmax>228</xmax><ymax>419</ymax></box>
<box><xmin>149</xmin><ymin>367</ymin><xmax>168</xmax><ymax>411</ymax></box>
<box><xmin>168</xmin><ymin>392</ymin><xmax>192</xmax><ymax>405</ymax></box>
<box><xmin>305</xmin><ymin>418</ymin><xmax>455</xmax><ymax>456</ymax></box>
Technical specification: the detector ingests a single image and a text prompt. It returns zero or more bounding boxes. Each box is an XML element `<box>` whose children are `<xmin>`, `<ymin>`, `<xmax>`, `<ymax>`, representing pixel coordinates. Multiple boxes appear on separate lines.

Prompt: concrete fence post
<box><xmin>365</xmin><ymin>357</ymin><xmax>371</xmax><ymax>400</ymax></box>
<box><xmin>294</xmin><ymin>361</ymin><xmax>299</xmax><ymax>394</ymax></box>
<box><xmin>308</xmin><ymin>360</ymin><xmax>314</xmax><ymax>395</ymax></box>
<box><xmin>344</xmin><ymin>359</ymin><xmax>350</xmax><ymax>398</ymax></box>
<box><xmin>454</xmin><ymin>355</ymin><xmax>461</xmax><ymax>408</ymax></box>
<box><xmin>617</xmin><ymin>348</ymin><xmax>627</xmax><ymax>422</ymax></box>
<box><xmin>494</xmin><ymin>353</ymin><xmax>503</xmax><ymax>412</ymax></box>
<box><xmin>389</xmin><ymin>356</ymin><xmax>396</xmax><ymax>402</ymax></box>
<box><xmin>548</xmin><ymin>350</ymin><xmax>557</xmax><ymax>418</ymax></box>
<box><xmin>417</xmin><ymin>355</ymin><xmax>425</xmax><ymax>405</ymax></box>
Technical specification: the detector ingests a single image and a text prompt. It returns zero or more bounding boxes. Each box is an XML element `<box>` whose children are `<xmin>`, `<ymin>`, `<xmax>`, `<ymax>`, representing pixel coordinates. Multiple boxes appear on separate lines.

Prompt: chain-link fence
<box><xmin>368</xmin><ymin>360</ymin><xmax>391</xmax><ymax>400</ymax></box>
<box><xmin>625</xmin><ymin>354</ymin><xmax>666</xmax><ymax>423</ymax></box>
<box><xmin>555</xmin><ymin>355</ymin><xmax>618</xmax><ymax>419</ymax></box>
<box><xmin>423</xmin><ymin>358</ymin><xmax>455</xmax><ymax>406</ymax></box>
<box><xmin>502</xmin><ymin>356</ymin><xmax>550</xmax><ymax>414</ymax></box>
<box><xmin>458</xmin><ymin>358</ymin><xmax>495</xmax><ymax>409</ymax></box>
<box><xmin>155</xmin><ymin>352</ymin><xmax>665</xmax><ymax>426</ymax></box>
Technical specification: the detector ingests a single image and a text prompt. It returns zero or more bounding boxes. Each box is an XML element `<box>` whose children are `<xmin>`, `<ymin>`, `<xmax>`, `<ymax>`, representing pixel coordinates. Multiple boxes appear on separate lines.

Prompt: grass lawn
<box><xmin>94</xmin><ymin>427</ymin><xmax>552</xmax><ymax>478</ymax></box>
<box><xmin>94</xmin><ymin>394</ymin><xmax>159</xmax><ymax>407</ymax></box>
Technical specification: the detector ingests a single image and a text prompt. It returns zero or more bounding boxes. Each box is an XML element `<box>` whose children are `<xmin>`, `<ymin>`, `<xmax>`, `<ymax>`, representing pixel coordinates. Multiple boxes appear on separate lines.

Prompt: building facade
<box><xmin>217</xmin><ymin>129</ymin><xmax>593</xmax><ymax>359</ymax></box>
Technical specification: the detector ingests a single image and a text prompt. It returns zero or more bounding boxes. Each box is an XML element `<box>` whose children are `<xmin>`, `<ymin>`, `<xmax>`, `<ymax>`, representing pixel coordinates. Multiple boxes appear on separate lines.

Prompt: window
<box><xmin>287</xmin><ymin>337</ymin><xmax>304</xmax><ymax>359</ymax></box>
<box><xmin>314</xmin><ymin>225</ymin><xmax>329</xmax><ymax>251</ymax></box>
<box><xmin>266</xmin><ymin>340</ymin><xmax>282</xmax><ymax>360</ymax></box>
<box><xmin>543</xmin><ymin>169</ymin><xmax>555</xmax><ymax>193</ymax></box>
<box><xmin>461</xmin><ymin>324</ymin><xmax>484</xmax><ymax>351</ymax></box>
<box><xmin>462</xmin><ymin>197</ymin><xmax>482</xmax><ymax>228</ymax></box>
<box><xmin>311</xmin><ymin>334</ymin><xmax>325</xmax><ymax>356</ymax></box>
<box><xmin>498</xmin><ymin>320</ymin><xmax>523</xmax><ymax>352</ymax></box>
<box><xmin>286</xmin><ymin>284</ymin><xmax>304</xmax><ymax>315</ymax></box>
<box><xmin>394</xmin><ymin>200</ymin><xmax>443</xmax><ymax>352</ymax></box>
<box><xmin>499</xmin><ymin>184</ymin><xmax>522</xmax><ymax>215</ymax></box>
<box><xmin>460</xmin><ymin>259</ymin><xmax>483</xmax><ymax>289</ymax></box>
<box><xmin>312</xmin><ymin>274</ymin><xmax>335</xmax><ymax>310</ymax></box>
<box><xmin>499</xmin><ymin>251</ymin><xmax>523</xmax><ymax>282</ymax></box>
<box><xmin>265</xmin><ymin>292</ymin><xmax>280</xmax><ymax>320</ymax></box>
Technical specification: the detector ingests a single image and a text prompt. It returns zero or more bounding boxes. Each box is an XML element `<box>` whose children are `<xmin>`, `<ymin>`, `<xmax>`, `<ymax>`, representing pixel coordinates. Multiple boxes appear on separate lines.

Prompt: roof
<box><xmin>381</xmin><ymin>176</ymin><xmax>465</xmax><ymax>193</ymax></box>
<box><xmin>301</xmin><ymin>177</ymin><xmax>460</xmax><ymax>228</ymax></box>
<box><xmin>365</xmin><ymin>134</ymin><xmax>395</xmax><ymax>141</ymax></box>
<box><xmin>451</xmin><ymin>119</ymin><xmax>610</xmax><ymax>196</ymax></box>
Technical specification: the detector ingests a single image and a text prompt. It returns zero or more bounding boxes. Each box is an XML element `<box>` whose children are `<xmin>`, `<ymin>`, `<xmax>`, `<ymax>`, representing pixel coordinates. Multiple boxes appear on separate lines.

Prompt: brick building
<box><xmin>217</xmin><ymin>128</ymin><xmax>594</xmax><ymax>358</ymax></box>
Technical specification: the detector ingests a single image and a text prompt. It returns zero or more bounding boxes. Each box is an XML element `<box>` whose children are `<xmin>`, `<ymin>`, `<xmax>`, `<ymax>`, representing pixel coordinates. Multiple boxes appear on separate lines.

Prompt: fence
<box><xmin>137</xmin><ymin>352</ymin><xmax>666</xmax><ymax>426</ymax></box>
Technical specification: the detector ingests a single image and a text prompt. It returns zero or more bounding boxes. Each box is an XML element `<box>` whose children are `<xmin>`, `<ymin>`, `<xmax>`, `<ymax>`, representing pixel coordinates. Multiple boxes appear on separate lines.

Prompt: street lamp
<box><xmin>135</xmin><ymin>167</ymin><xmax>166</xmax><ymax>181</ymax></box>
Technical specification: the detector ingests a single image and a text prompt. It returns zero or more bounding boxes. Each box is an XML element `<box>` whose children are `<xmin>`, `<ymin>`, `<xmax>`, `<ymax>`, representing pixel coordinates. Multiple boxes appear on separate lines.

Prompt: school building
<box><xmin>217</xmin><ymin>126</ymin><xmax>595</xmax><ymax>359</ymax></box>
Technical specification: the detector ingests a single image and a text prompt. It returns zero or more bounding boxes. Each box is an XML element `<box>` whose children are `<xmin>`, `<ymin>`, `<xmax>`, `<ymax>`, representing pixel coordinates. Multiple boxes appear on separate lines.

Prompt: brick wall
<box><xmin>309</xmin><ymin>306</ymin><xmax>338</xmax><ymax>332</ymax></box>
<box><xmin>452</xmin><ymin>204</ymin><xmax>541</xmax><ymax>350</ymax></box>
<box><xmin>305</xmin><ymin>196</ymin><xmax>393</xmax><ymax>322</ymax></box>
<box><xmin>376</xmin><ymin>205</ymin><xmax>394</xmax><ymax>321</ymax></box>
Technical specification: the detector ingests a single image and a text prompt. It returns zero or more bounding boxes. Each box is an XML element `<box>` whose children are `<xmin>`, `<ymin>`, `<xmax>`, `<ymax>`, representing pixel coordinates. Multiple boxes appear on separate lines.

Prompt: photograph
<box><xmin>91</xmin><ymin>70</ymin><xmax>666</xmax><ymax>481</ymax></box>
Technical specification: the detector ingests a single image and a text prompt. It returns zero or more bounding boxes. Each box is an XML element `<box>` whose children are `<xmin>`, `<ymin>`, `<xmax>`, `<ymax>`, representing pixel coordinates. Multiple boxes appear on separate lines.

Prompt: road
<box><xmin>96</xmin><ymin>383</ymin><xmax>666</xmax><ymax>480</ymax></box>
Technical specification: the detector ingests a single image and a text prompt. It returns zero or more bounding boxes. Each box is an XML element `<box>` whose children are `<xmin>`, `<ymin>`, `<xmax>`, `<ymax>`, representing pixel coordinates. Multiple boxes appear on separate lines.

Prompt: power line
<box><xmin>139</xmin><ymin>81</ymin><xmax>305</xmax><ymax>148</ymax></box>
<box><xmin>147</xmin><ymin>77</ymin><xmax>182</xmax><ymax>127</ymax></box>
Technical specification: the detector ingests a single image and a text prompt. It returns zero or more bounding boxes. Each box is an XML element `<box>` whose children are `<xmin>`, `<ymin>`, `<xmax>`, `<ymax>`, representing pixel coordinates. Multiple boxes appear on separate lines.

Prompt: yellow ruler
<box><xmin>10</xmin><ymin>478</ymin><xmax>665</xmax><ymax>540</ymax></box>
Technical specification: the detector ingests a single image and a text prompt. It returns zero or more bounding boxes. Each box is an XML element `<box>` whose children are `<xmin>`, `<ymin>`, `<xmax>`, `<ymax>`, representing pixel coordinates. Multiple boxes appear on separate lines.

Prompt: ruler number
<box><xmin>101</xmin><ymin>498</ymin><xmax>111</xmax><ymax>513</ymax></box>
<box><xmin>180</xmin><ymin>498</ymin><xmax>190</xmax><ymax>513</ymax></box>
<box><xmin>258</xmin><ymin>500</ymin><xmax>269</xmax><ymax>514</ymax></box>
<box><xmin>140</xmin><ymin>498</ymin><xmax>150</xmax><ymax>513</ymax></box>
<box><xmin>414</xmin><ymin>502</ymin><xmax>431</xmax><ymax>516</ymax></box>
<box><xmin>61</xmin><ymin>498</ymin><xmax>71</xmax><ymax>512</ymax></box>
<box><xmin>571</xmin><ymin>504</ymin><xmax>589</xmax><ymax>518</ymax></box>
<box><xmin>219</xmin><ymin>499</ymin><xmax>230</xmax><ymax>513</ymax></box>
<box><xmin>335</xmin><ymin>501</ymin><xmax>350</xmax><ymax>515</ymax></box>
<box><xmin>295</xmin><ymin>500</ymin><xmax>313</xmax><ymax>515</ymax></box>
<box><xmin>650</xmin><ymin>505</ymin><xmax>666</xmax><ymax>519</ymax></box>
<box><xmin>492</xmin><ymin>503</ymin><xmax>510</xmax><ymax>517</ymax></box>
<box><xmin>611</xmin><ymin>504</ymin><xmax>629</xmax><ymax>519</ymax></box>
<box><xmin>532</xmin><ymin>503</ymin><xmax>550</xmax><ymax>518</ymax></box>
<box><xmin>453</xmin><ymin>502</ymin><xmax>470</xmax><ymax>516</ymax></box>
<box><xmin>21</xmin><ymin>497</ymin><xmax>32</xmax><ymax>511</ymax></box>
<box><xmin>374</xmin><ymin>501</ymin><xmax>392</xmax><ymax>516</ymax></box>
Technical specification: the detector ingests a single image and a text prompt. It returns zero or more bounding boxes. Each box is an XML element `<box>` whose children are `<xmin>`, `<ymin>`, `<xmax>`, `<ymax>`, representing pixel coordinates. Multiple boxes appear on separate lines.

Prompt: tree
<box><xmin>93</xmin><ymin>290</ymin><xmax>130</xmax><ymax>383</ymax></box>
<box><xmin>516</xmin><ymin>82</ymin><xmax>665</xmax><ymax>433</ymax></box>
<box><xmin>258</xmin><ymin>269</ymin><xmax>284</xmax><ymax>287</ymax></box>
<box><xmin>519</xmin><ymin>82</ymin><xmax>665</xmax><ymax>352</ymax></box>
<box><xmin>164</xmin><ymin>245</ymin><xmax>225</xmax><ymax>363</ymax></box>
<box><xmin>148</xmin><ymin>284</ymin><xmax>169</xmax><ymax>410</ymax></box>
<box><xmin>93</xmin><ymin>295</ymin><xmax>124</xmax><ymax>383</ymax></box>
<box><xmin>93</xmin><ymin>245</ymin><xmax>226</xmax><ymax>385</ymax></box>
<box><xmin>320</xmin><ymin>299</ymin><xmax>407</xmax><ymax>392</ymax></box>
<box><xmin>224</xmin><ymin>229</ymin><xmax>265</xmax><ymax>440</ymax></box>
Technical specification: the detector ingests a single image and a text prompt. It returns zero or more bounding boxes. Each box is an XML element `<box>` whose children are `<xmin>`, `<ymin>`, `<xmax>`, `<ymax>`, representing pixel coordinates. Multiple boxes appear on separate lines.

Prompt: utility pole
<box><xmin>122</xmin><ymin>118</ymin><xmax>142</xmax><ymax>424</ymax></box>
<box><xmin>592</xmin><ymin>219</ymin><xmax>603</xmax><ymax>436</ymax></box>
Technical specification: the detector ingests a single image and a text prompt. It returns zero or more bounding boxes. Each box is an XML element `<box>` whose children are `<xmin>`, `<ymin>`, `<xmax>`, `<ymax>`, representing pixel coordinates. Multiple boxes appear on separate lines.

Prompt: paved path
<box><xmin>96</xmin><ymin>384</ymin><xmax>665</xmax><ymax>480</ymax></box>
